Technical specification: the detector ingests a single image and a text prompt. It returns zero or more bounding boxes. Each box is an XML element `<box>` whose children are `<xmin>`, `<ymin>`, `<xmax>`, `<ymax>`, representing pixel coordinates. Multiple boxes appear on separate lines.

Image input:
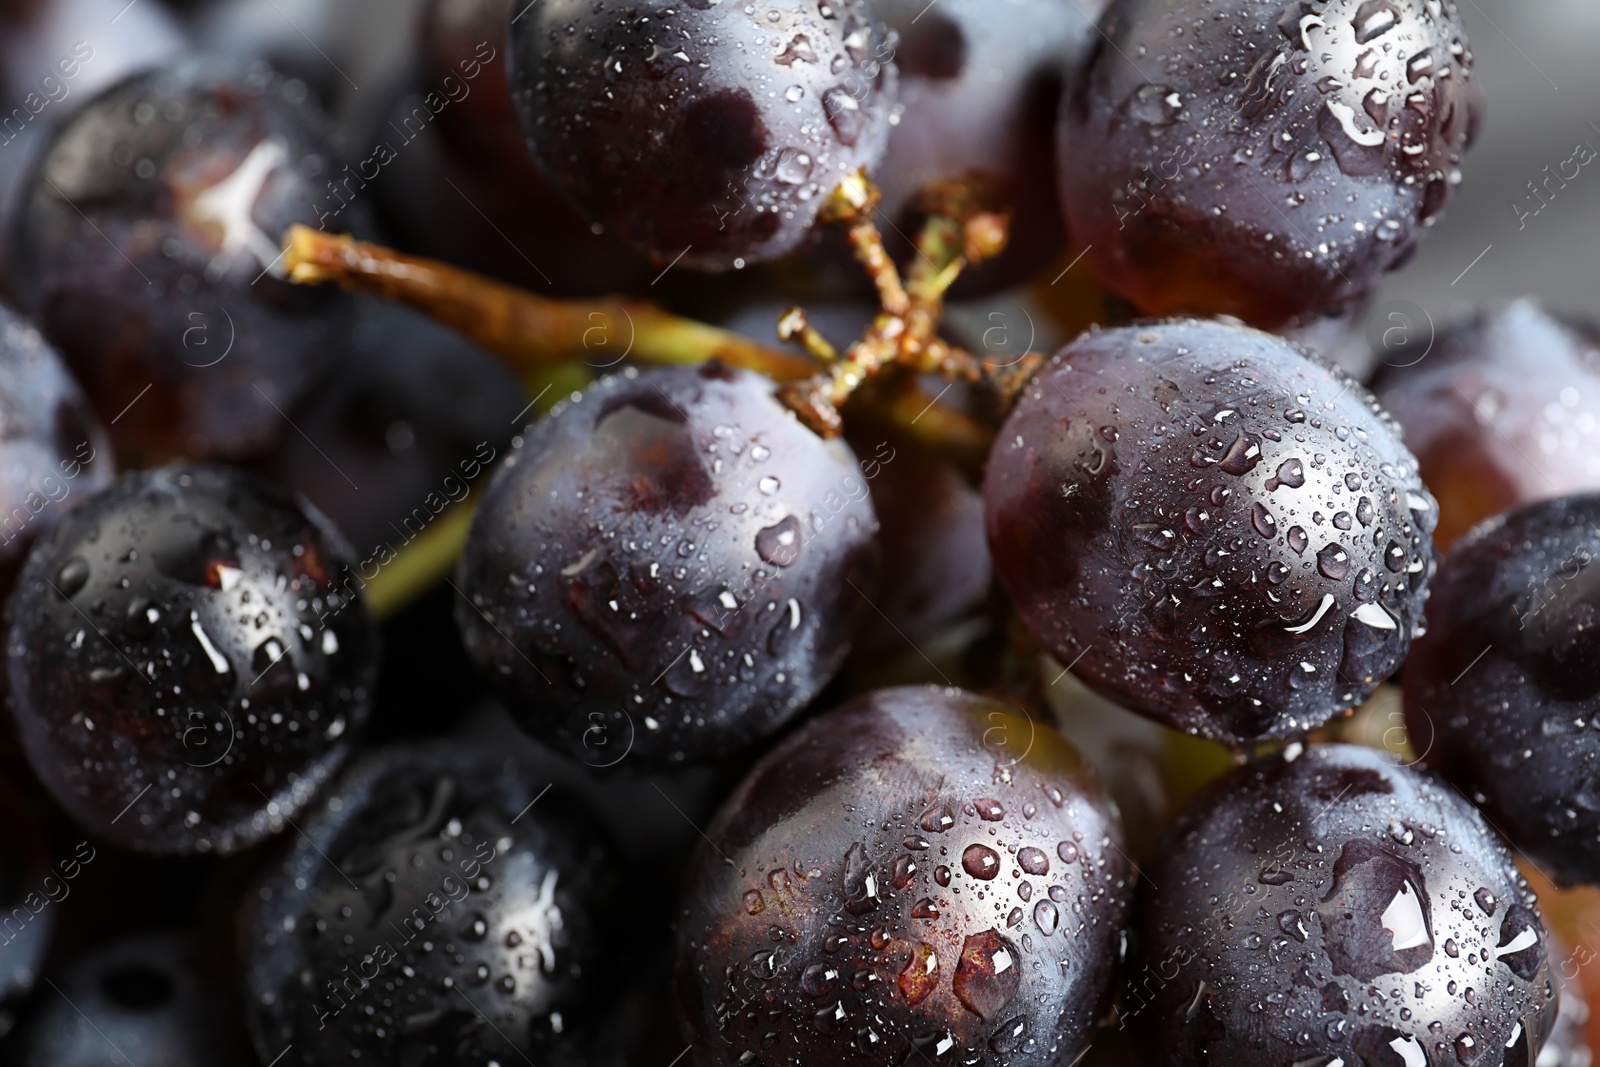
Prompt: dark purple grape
<box><xmin>244</xmin><ymin>741</ymin><xmax>620</xmax><ymax>1067</ymax></box>
<box><xmin>1403</xmin><ymin>494</ymin><xmax>1600</xmax><ymax>887</ymax></box>
<box><xmin>0</xmin><ymin>303</ymin><xmax>113</xmax><ymax>596</ymax></box>
<box><xmin>674</xmin><ymin>685</ymin><xmax>1132</xmax><ymax>1067</ymax></box>
<box><xmin>10</xmin><ymin>58</ymin><xmax>358</xmax><ymax>462</ymax></box>
<box><xmin>984</xmin><ymin>320</ymin><xmax>1435</xmax><ymax>743</ymax></box>
<box><xmin>1373</xmin><ymin>300</ymin><xmax>1600</xmax><ymax>551</ymax></box>
<box><xmin>4</xmin><ymin>464</ymin><xmax>378</xmax><ymax>854</ymax></box>
<box><xmin>1128</xmin><ymin>743</ymin><xmax>1556</xmax><ymax>1066</ymax></box>
<box><xmin>0</xmin><ymin>0</ymin><xmax>188</xmax><ymax>296</ymax></box>
<box><xmin>456</xmin><ymin>363</ymin><xmax>879</xmax><ymax>767</ymax></box>
<box><xmin>364</xmin><ymin>0</ymin><xmax>655</xmax><ymax>298</ymax></box>
<box><xmin>262</xmin><ymin>296</ymin><xmax>524</xmax><ymax>562</ymax></box>
<box><xmin>843</xmin><ymin>422</ymin><xmax>989</xmax><ymax>657</ymax></box>
<box><xmin>1058</xmin><ymin>0</ymin><xmax>1482</xmax><ymax>329</ymax></box>
<box><xmin>870</xmin><ymin>0</ymin><xmax>1106</xmax><ymax>294</ymax></box>
<box><xmin>508</xmin><ymin>0</ymin><xmax>897</xmax><ymax>270</ymax></box>
<box><xmin>4</xmin><ymin>932</ymin><xmax>253</xmax><ymax>1065</ymax></box>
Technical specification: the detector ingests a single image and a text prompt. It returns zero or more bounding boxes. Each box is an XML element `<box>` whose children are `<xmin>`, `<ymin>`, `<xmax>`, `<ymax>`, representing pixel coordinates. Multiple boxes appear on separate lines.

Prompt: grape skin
<box><xmin>509</xmin><ymin>0</ymin><xmax>897</xmax><ymax>270</ymax></box>
<box><xmin>984</xmin><ymin>320</ymin><xmax>1435</xmax><ymax>743</ymax></box>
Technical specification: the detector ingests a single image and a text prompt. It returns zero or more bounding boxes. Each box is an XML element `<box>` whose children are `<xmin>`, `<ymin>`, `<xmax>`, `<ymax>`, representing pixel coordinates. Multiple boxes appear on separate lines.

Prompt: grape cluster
<box><xmin>1</xmin><ymin>1</ymin><xmax>1596</xmax><ymax>1066</ymax></box>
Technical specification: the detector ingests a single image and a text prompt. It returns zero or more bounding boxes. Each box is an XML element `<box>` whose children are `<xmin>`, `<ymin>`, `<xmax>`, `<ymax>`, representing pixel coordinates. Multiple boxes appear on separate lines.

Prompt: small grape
<box><xmin>509</xmin><ymin>0</ymin><xmax>897</xmax><ymax>269</ymax></box>
<box><xmin>4</xmin><ymin>464</ymin><xmax>379</xmax><ymax>854</ymax></box>
<box><xmin>455</xmin><ymin>363</ymin><xmax>879</xmax><ymax>767</ymax></box>
<box><xmin>985</xmin><ymin>320</ymin><xmax>1435</xmax><ymax>743</ymax></box>
<box><xmin>1129</xmin><ymin>744</ymin><xmax>1556</xmax><ymax>1065</ymax></box>
<box><xmin>1058</xmin><ymin>0</ymin><xmax>1482</xmax><ymax>328</ymax></box>
<box><xmin>1405</xmin><ymin>493</ymin><xmax>1600</xmax><ymax>886</ymax></box>
<box><xmin>675</xmin><ymin>685</ymin><xmax>1131</xmax><ymax>1067</ymax></box>
<box><xmin>1373</xmin><ymin>299</ymin><xmax>1600</xmax><ymax>550</ymax></box>
<box><xmin>10</xmin><ymin>58</ymin><xmax>360</xmax><ymax>461</ymax></box>
<box><xmin>244</xmin><ymin>742</ymin><xmax>620</xmax><ymax>1066</ymax></box>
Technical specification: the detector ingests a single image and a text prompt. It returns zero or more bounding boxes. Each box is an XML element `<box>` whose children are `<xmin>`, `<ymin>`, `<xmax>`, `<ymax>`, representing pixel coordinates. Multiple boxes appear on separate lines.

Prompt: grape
<box><xmin>0</xmin><ymin>303</ymin><xmax>114</xmax><ymax>597</ymax></box>
<box><xmin>263</xmin><ymin>296</ymin><xmax>524</xmax><ymax>561</ymax></box>
<box><xmin>4</xmin><ymin>933</ymin><xmax>253</xmax><ymax>1065</ymax></box>
<box><xmin>1058</xmin><ymin>0</ymin><xmax>1482</xmax><ymax>329</ymax></box>
<box><xmin>244</xmin><ymin>742</ymin><xmax>621</xmax><ymax>1066</ymax></box>
<box><xmin>984</xmin><ymin>320</ymin><xmax>1435</xmax><ymax>743</ymax></box>
<box><xmin>1373</xmin><ymin>299</ymin><xmax>1600</xmax><ymax>550</ymax></box>
<box><xmin>1404</xmin><ymin>493</ymin><xmax>1600</xmax><ymax>887</ymax></box>
<box><xmin>455</xmin><ymin>363</ymin><xmax>879</xmax><ymax>767</ymax></box>
<box><xmin>1129</xmin><ymin>743</ymin><xmax>1556</xmax><ymax>1066</ymax></box>
<box><xmin>870</xmin><ymin>0</ymin><xmax>1107</xmax><ymax>294</ymax></box>
<box><xmin>674</xmin><ymin>685</ymin><xmax>1131</xmax><ymax>1067</ymax></box>
<box><xmin>4</xmin><ymin>464</ymin><xmax>378</xmax><ymax>854</ymax></box>
<box><xmin>508</xmin><ymin>0</ymin><xmax>897</xmax><ymax>270</ymax></box>
<box><xmin>10</xmin><ymin>58</ymin><xmax>359</xmax><ymax>462</ymax></box>
<box><xmin>370</xmin><ymin>0</ymin><xmax>655</xmax><ymax>297</ymax></box>
<box><xmin>842</xmin><ymin>423</ymin><xmax>990</xmax><ymax>656</ymax></box>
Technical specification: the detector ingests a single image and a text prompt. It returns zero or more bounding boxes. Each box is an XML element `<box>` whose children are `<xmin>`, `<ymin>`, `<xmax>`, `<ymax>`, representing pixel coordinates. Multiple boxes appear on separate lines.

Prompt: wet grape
<box><xmin>372</xmin><ymin>0</ymin><xmax>655</xmax><ymax>297</ymax></box>
<box><xmin>455</xmin><ymin>363</ymin><xmax>879</xmax><ymax>768</ymax></box>
<box><xmin>674</xmin><ymin>685</ymin><xmax>1132</xmax><ymax>1067</ymax></box>
<box><xmin>263</xmin><ymin>296</ymin><xmax>524</xmax><ymax>562</ymax></box>
<box><xmin>1404</xmin><ymin>493</ymin><xmax>1600</xmax><ymax>887</ymax></box>
<box><xmin>1373</xmin><ymin>299</ymin><xmax>1600</xmax><ymax>551</ymax></box>
<box><xmin>4</xmin><ymin>933</ymin><xmax>253</xmax><ymax>1065</ymax></box>
<box><xmin>10</xmin><ymin>58</ymin><xmax>358</xmax><ymax>462</ymax></box>
<box><xmin>0</xmin><ymin>303</ymin><xmax>113</xmax><ymax>597</ymax></box>
<box><xmin>984</xmin><ymin>320</ymin><xmax>1436</xmax><ymax>743</ymax></box>
<box><xmin>869</xmin><ymin>0</ymin><xmax>1106</xmax><ymax>294</ymax></box>
<box><xmin>842</xmin><ymin>423</ymin><xmax>989</xmax><ymax>657</ymax></box>
<box><xmin>1129</xmin><ymin>743</ymin><xmax>1556</xmax><ymax>1066</ymax></box>
<box><xmin>1058</xmin><ymin>0</ymin><xmax>1482</xmax><ymax>329</ymax></box>
<box><xmin>244</xmin><ymin>741</ymin><xmax>620</xmax><ymax>1067</ymax></box>
<box><xmin>508</xmin><ymin>0</ymin><xmax>897</xmax><ymax>270</ymax></box>
<box><xmin>3</xmin><ymin>464</ymin><xmax>378</xmax><ymax>854</ymax></box>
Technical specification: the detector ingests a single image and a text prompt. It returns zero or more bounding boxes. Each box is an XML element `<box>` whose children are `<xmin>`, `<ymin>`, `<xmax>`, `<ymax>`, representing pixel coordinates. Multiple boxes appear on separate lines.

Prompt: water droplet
<box><xmin>974</xmin><ymin>798</ymin><xmax>1005</xmax><ymax>821</ymax></box>
<box><xmin>963</xmin><ymin>844</ymin><xmax>1000</xmax><ymax>880</ymax></box>
<box><xmin>1352</xmin><ymin>0</ymin><xmax>1399</xmax><ymax>44</ymax></box>
<box><xmin>1217</xmin><ymin>431</ymin><xmax>1263</xmax><ymax>475</ymax></box>
<box><xmin>1252</xmin><ymin>503</ymin><xmax>1279</xmax><ymax>539</ymax></box>
<box><xmin>1288</xmin><ymin>527</ymin><xmax>1309</xmax><ymax>554</ymax></box>
<box><xmin>920</xmin><ymin>804</ymin><xmax>955</xmax><ymax>833</ymax></box>
<box><xmin>755</xmin><ymin>516</ymin><xmax>802</xmax><ymax>567</ymax></box>
<box><xmin>1057</xmin><ymin>841</ymin><xmax>1079</xmax><ymax>864</ymax></box>
<box><xmin>1474</xmin><ymin>888</ymin><xmax>1497</xmax><ymax>916</ymax></box>
<box><xmin>952</xmin><ymin>930</ymin><xmax>1020</xmax><ymax>1020</ymax></box>
<box><xmin>743</xmin><ymin>890</ymin><xmax>765</xmax><ymax>915</ymax></box>
<box><xmin>1496</xmin><ymin>906</ymin><xmax>1545</xmax><ymax>980</ymax></box>
<box><xmin>988</xmin><ymin>1016</ymin><xmax>1027</xmax><ymax>1054</ymax></box>
<box><xmin>1318</xmin><ymin>842</ymin><xmax>1433</xmax><ymax>980</ymax></box>
<box><xmin>934</xmin><ymin>865</ymin><xmax>951</xmax><ymax>887</ymax></box>
<box><xmin>1318</xmin><ymin>544</ymin><xmax>1351</xmax><ymax>581</ymax></box>
<box><xmin>54</xmin><ymin>557</ymin><xmax>90</xmax><ymax>598</ymax></box>
<box><xmin>842</xmin><ymin>842</ymin><xmax>879</xmax><ymax>915</ymax></box>
<box><xmin>898</xmin><ymin>942</ymin><xmax>939</xmax><ymax>1006</ymax></box>
<box><xmin>1017</xmin><ymin>848</ymin><xmax>1049</xmax><ymax>876</ymax></box>
<box><xmin>1033</xmin><ymin>900</ymin><xmax>1058</xmax><ymax>936</ymax></box>
<box><xmin>1269</xmin><ymin>458</ymin><xmax>1306</xmax><ymax>490</ymax></box>
<box><xmin>1125</xmin><ymin>84</ymin><xmax>1183</xmax><ymax>125</ymax></box>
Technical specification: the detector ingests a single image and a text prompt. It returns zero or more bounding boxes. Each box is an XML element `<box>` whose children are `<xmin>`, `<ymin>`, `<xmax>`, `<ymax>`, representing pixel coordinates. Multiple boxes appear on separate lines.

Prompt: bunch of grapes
<box><xmin>3</xmin><ymin>0</ymin><xmax>1600</xmax><ymax>1065</ymax></box>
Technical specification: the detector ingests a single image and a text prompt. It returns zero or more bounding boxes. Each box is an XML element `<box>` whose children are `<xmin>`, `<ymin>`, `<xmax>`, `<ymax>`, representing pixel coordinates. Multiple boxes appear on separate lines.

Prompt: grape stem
<box><xmin>278</xmin><ymin>224</ymin><xmax>992</xmax><ymax>472</ymax></box>
<box><xmin>776</xmin><ymin>171</ymin><xmax>1021</xmax><ymax>437</ymax></box>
